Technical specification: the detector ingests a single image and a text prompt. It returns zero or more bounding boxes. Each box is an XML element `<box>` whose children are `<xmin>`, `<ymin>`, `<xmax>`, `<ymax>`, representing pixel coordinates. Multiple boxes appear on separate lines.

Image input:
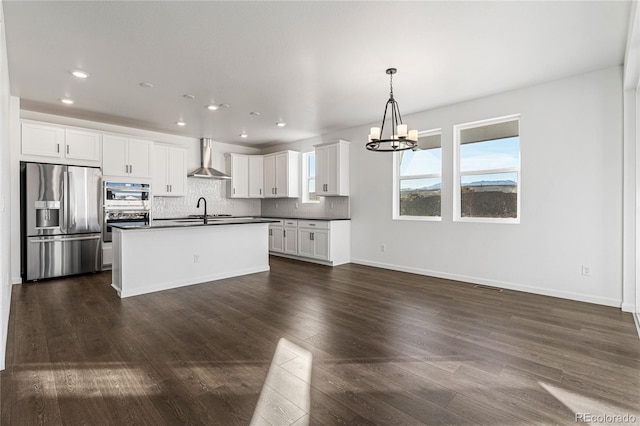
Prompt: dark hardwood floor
<box><xmin>2</xmin><ymin>256</ymin><xmax>639</xmax><ymax>425</ymax></box>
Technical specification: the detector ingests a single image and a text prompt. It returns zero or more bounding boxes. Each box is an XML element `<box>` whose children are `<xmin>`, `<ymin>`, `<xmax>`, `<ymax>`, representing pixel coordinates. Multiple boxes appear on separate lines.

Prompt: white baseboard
<box><xmin>350</xmin><ymin>258</ymin><xmax>621</xmax><ymax>308</ymax></box>
<box><xmin>622</xmin><ymin>302</ymin><xmax>637</xmax><ymax>312</ymax></box>
<box><xmin>633</xmin><ymin>313</ymin><xmax>640</xmax><ymax>339</ymax></box>
<box><xmin>11</xmin><ymin>276</ymin><xmax>21</xmax><ymax>285</ymax></box>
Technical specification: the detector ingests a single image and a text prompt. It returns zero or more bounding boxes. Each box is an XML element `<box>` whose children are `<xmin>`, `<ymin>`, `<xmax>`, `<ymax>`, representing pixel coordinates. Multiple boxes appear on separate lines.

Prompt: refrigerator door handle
<box><xmin>29</xmin><ymin>235</ymin><xmax>101</xmax><ymax>243</ymax></box>
<box><xmin>60</xmin><ymin>171</ymin><xmax>68</xmax><ymax>233</ymax></box>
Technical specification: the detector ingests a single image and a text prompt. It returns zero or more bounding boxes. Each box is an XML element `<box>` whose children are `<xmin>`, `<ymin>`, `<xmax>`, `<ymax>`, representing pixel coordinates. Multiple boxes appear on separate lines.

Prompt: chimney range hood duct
<box><xmin>188</xmin><ymin>138</ymin><xmax>231</xmax><ymax>179</ymax></box>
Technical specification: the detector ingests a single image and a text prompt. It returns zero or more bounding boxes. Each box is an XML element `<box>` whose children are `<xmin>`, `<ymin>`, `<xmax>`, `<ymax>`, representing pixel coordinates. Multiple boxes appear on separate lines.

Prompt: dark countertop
<box><xmin>111</xmin><ymin>218</ymin><xmax>278</xmax><ymax>230</ymax></box>
<box><xmin>261</xmin><ymin>217</ymin><xmax>351</xmax><ymax>221</ymax></box>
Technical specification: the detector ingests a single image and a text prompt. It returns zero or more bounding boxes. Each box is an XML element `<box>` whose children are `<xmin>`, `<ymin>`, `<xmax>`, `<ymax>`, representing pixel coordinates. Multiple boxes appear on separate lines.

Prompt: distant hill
<box><xmin>463</xmin><ymin>180</ymin><xmax>516</xmax><ymax>187</ymax></box>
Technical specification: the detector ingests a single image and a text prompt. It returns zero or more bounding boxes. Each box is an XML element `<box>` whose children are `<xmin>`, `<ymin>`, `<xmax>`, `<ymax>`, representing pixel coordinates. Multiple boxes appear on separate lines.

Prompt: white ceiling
<box><xmin>2</xmin><ymin>1</ymin><xmax>632</xmax><ymax>146</ymax></box>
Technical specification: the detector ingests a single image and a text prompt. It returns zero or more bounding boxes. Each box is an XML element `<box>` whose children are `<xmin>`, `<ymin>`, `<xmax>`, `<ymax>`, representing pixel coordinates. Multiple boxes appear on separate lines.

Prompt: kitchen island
<box><xmin>111</xmin><ymin>218</ymin><xmax>275</xmax><ymax>298</ymax></box>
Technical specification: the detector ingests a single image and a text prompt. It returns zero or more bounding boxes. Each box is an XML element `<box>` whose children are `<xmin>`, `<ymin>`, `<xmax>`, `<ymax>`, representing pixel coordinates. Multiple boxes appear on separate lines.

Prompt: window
<box><xmin>302</xmin><ymin>151</ymin><xmax>319</xmax><ymax>203</ymax></box>
<box><xmin>393</xmin><ymin>130</ymin><xmax>442</xmax><ymax>220</ymax></box>
<box><xmin>454</xmin><ymin>115</ymin><xmax>520</xmax><ymax>223</ymax></box>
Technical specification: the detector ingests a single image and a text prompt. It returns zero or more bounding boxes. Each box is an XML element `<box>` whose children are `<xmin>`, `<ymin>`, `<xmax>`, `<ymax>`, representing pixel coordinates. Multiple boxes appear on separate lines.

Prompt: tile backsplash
<box><xmin>153</xmin><ymin>178</ymin><xmax>261</xmax><ymax>218</ymax></box>
<box><xmin>153</xmin><ymin>177</ymin><xmax>350</xmax><ymax>219</ymax></box>
<box><xmin>260</xmin><ymin>196</ymin><xmax>350</xmax><ymax>219</ymax></box>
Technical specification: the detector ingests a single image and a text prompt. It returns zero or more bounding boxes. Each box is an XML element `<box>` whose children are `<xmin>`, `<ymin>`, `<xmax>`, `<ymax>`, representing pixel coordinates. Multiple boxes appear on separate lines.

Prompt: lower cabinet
<box><xmin>283</xmin><ymin>220</ymin><xmax>298</xmax><ymax>255</ymax></box>
<box><xmin>268</xmin><ymin>221</ymin><xmax>284</xmax><ymax>253</ymax></box>
<box><xmin>298</xmin><ymin>226</ymin><xmax>329</xmax><ymax>261</ymax></box>
<box><xmin>268</xmin><ymin>218</ymin><xmax>350</xmax><ymax>266</ymax></box>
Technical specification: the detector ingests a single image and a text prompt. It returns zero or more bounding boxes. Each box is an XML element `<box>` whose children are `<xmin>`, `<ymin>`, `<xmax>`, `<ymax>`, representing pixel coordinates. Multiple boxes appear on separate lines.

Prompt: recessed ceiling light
<box><xmin>249</xmin><ymin>111</ymin><xmax>260</xmax><ymax>116</ymax></box>
<box><xmin>176</xmin><ymin>121</ymin><xmax>186</xmax><ymax>126</ymax></box>
<box><xmin>70</xmin><ymin>70</ymin><xmax>89</xmax><ymax>79</ymax></box>
<box><xmin>183</xmin><ymin>94</ymin><xmax>195</xmax><ymax>100</ymax></box>
<box><xmin>139</xmin><ymin>82</ymin><xmax>154</xmax><ymax>88</ymax></box>
<box><xmin>276</xmin><ymin>121</ymin><xmax>287</xmax><ymax>127</ymax></box>
<box><xmin>206</xmin><ymin>104</ymin><xmax>219</xmax><ymax>111</ymax></box>
<box><xmin>240</xmin><ymin>132</ymin><xmax>248</xmax><ymax>138</ymax></box>
<box><xmin>60</xmin><ymin>98</ymin><xmax>74</xmax><ymax>105</ymax></box>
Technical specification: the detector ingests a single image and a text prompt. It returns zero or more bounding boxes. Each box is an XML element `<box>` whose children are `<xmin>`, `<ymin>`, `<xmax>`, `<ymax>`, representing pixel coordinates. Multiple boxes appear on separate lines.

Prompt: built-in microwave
<box><xmin>103</xmin><ymin>181</ymin><xmax>151</xmax><ymax>209</ymax></box>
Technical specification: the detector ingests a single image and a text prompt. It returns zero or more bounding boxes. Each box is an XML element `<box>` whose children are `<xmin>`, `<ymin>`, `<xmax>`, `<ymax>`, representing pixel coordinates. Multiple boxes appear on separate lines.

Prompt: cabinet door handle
<box><xmin>233</xmin><ymin>188</ymin><xmax>236</xmax><ymax>195</ymax></box>
<box><xmin>259</xmin><ymin>188</ymin><xmax>262</xmax><ymax>195</ymax></box>
<box><xmin>310</xmin><ymin>232</ymin><xmax>314</xmax><ymax>241</ymax></box>
<box><xmin>170</xmin><ymin>184</ymin><xmax>172</xmax><ymax>192</ymax></box>
<box><xmin>283</xmin><ymin>230</ymin><xmax>286</xmax><ymax>238</ymax></box>
<box><xmin>269</xmin><ymin>229</ymin><xmax>272</xmax><ymax>236</ymax></box>
<box><xmin>57</xmin><ymin>144</ymin><xmax>60</xmax><ymax>153</ymax></box>
<box><xmin>130</xmin><ymin>165</ymin><xmax>133</xmax><ymax>174</ymax></box>
<box><xmin>66</xmin><ymin>145</ymin><xmax>69</xmax><ymax>155</ymax></box>
<box><xmin>275</xmin><ymin>187</ymin><xmax>278</xmax><ymax>195</ymax></box>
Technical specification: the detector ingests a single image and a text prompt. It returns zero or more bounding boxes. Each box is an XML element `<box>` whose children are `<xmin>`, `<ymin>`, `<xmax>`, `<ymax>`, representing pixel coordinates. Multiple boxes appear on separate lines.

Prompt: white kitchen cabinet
<box><xmin>314</xmin><ymin>140</ymin><xmax>350</xmax><ymax>196</ymax></box>
<box><xmin>248</xmin><ymin>155</ymin><xmax>264</xmax><ymax>198</ymax></box>
<box><xmin>283</xmin><ymin>220</ymin><xmax>298</xmax><ymax>255</ymax></box>
<box><xmin>226</xmin><ymin>153</ymin><xmax>249</xmax><ymax>198</ymax></box>
<box><xmin>269</xmin><ymin>220</ymin><xmax>284</xmax><ymax>253</ymax></box>
<box><xmin>297</xmin><ymin>221</ymin><xmax>330</xmax><ymax>261</ymax></box>
<box><xmin>21</xmin><ymin>122</ymin><xmax>101</xmax><ymax>163</ymax></box>
<box><xmin>153</xmin><ymin>145</ymin><xmax>186</xmax><ymax>196</ymax></box>
<box><xmin>103</xmin><ymin>134</ymin><xmax>153</xmax><ymax>179</ymax></box>
<box><xmin>297</xmin><ymin>220</ymin><xmax>350</xmax><ymax>265</ymax></box>
<box><xmin>263</xmin><ymin>151</ymin><xmax>299</xmax><ymax>198</ymax></box>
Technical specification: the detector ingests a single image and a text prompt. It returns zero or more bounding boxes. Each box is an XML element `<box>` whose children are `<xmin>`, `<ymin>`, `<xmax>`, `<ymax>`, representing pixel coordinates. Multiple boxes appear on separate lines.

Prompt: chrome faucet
<box><xmin>196</xmin><ymin>197</ymin><xmax>208</xmax><ymax>224</ymax></box>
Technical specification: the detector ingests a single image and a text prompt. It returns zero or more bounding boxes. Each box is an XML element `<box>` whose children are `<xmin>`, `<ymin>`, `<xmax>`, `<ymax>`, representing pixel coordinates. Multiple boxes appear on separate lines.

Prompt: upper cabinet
<box><xmin>264</xmin><ymin>150</ymin><xmax>299</xmax><ymax>198</ymax></box>
<box><xmin>314</xmin><ymin>140</ymin><xmax>350</xmax><ymax>196</ymax></box>
<box><xmin>21</xmin><ymin>122</ymin><xmax>101</xmax><ymax>164</ymax></box>
<box><xmin>225</xmin><ymin>154</ymin><xmax>265</xmax><ymax>199</ymax></box>
<box><xmin>226</xmin><ymin>153</ymin><xmax>250</xmax><ymax>198</ymax></box>
<box><xmin>103</xmin><ymin>134</ymin><xmax>153</xmax><ymax>179</ymax></box>
<box><xmin>153</xmin><ymin>145</ymin><xmax>186</xmax><ymax>196</ymax></box>
<box><xmin>248</xmin><ymin>155</ymin><xmax>264</xmax><ymax>198</ymax></box>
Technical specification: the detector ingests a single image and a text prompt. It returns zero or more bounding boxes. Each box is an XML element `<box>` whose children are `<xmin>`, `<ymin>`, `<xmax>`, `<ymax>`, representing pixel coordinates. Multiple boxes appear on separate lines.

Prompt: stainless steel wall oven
<box><xmin>102</xmin><ymin>182</ymin><xmax>151</xmax><ymax>244</ymax></box>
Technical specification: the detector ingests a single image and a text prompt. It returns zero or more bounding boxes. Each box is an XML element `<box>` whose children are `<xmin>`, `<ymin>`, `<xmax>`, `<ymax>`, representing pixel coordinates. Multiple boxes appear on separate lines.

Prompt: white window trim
<box><xmin>302</xmin><ymin>151</ymin><xmax>320</xmax><ymax>204</ymax></box>
<box><xmin>392</xmin><ymin>129</ymin><xmax>442</xmax><ymax>221</ymax></box>
<box><xmin>453</xmin><ymin>114</ymin><xmax>521</xmax><ymax>224</ymax></box>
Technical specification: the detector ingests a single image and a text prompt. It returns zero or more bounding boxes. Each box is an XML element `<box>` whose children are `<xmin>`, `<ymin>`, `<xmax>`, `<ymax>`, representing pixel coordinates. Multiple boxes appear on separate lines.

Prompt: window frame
<box><xmin>453</xmin><ymin>114</ymin><xmax>521</xmax><ymax>224</ymax></box>
<box><xmin>301</xmin><ymin>151</ymin><xmax>320</xmax><ymax>204</ymax></box>
<box><xmin>392</xmin><ymin>129</ymin><xmax>443</xmax><ymax>221</ymax></box>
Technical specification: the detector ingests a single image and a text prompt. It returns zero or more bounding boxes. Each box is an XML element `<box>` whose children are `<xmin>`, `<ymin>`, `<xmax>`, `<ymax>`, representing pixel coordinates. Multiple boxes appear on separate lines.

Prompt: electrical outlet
<box><xmin>581</xmin><ymin>265</ymin><xmax>590</xmax><ymax>276</ymax></box>
<box><xmin>380</xmin><ymin>244</ymin><xmax>386</xmax><ymax>253</ymax></box>
<box><xmin>194</xmin><ymin>254</ymin><xmax>200</xmax><ymax>264</ymax></box>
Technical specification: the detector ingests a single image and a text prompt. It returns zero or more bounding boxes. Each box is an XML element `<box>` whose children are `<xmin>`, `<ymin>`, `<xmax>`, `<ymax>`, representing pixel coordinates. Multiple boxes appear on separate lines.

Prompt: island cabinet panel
<box><xmin>112</xmin><ymin>222</ymin><xmax>270</xmax><ymax>298</ymax></box>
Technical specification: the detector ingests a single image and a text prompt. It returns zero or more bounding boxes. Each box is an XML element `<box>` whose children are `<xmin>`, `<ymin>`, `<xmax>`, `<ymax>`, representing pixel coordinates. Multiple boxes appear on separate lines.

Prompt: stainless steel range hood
<box><xmin>188</xmin><ymin>138</ymin><xmax>231</xmax><ymax>179</ymax></box>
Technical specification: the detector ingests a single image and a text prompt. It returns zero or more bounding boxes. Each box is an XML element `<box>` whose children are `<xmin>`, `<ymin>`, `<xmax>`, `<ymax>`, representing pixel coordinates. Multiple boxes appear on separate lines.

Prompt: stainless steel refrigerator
<box><xmin>21</xmin><ymin>162</ymin><xmax>102</xmax><ymax>281</ymax></box>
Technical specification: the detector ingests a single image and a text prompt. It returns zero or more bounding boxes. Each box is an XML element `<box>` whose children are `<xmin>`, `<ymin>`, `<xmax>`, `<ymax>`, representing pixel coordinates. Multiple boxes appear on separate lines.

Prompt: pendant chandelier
<box><xmin>366</xmin><ymin>68</ymin><xmax>418</xmax><ymax>152</ymax></box>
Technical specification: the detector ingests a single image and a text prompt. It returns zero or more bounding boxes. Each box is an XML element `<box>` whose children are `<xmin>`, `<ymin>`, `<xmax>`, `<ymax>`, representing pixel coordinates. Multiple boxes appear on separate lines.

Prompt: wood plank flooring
<box><xmin>2</xmin><ymin>256</ymin><xmax>639</xmax><ymax>425</ymax></box>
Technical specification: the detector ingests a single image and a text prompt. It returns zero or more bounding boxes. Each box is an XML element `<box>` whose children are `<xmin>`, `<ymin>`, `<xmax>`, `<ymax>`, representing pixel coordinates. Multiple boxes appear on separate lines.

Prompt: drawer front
<box><xmin>284</xmin><ymin>220</ymin><xmax>298</xmax><ymax>227</ymax></box>
<box><xmin>298</xmin><ymin>220</ymin><xmax>329</xmax><ymax>230</ymax></box>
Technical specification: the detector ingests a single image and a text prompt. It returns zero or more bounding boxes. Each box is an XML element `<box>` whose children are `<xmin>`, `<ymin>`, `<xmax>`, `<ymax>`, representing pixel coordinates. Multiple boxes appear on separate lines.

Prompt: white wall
<box><xmin>354</xmin><ymin>66</ymin><xmax>623</xmax><ymax>306</ymax></box>
<box><xmin>0</xmin><ymin>1</ymin><xmax>13</xmax><ymax>370</ymax></box>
